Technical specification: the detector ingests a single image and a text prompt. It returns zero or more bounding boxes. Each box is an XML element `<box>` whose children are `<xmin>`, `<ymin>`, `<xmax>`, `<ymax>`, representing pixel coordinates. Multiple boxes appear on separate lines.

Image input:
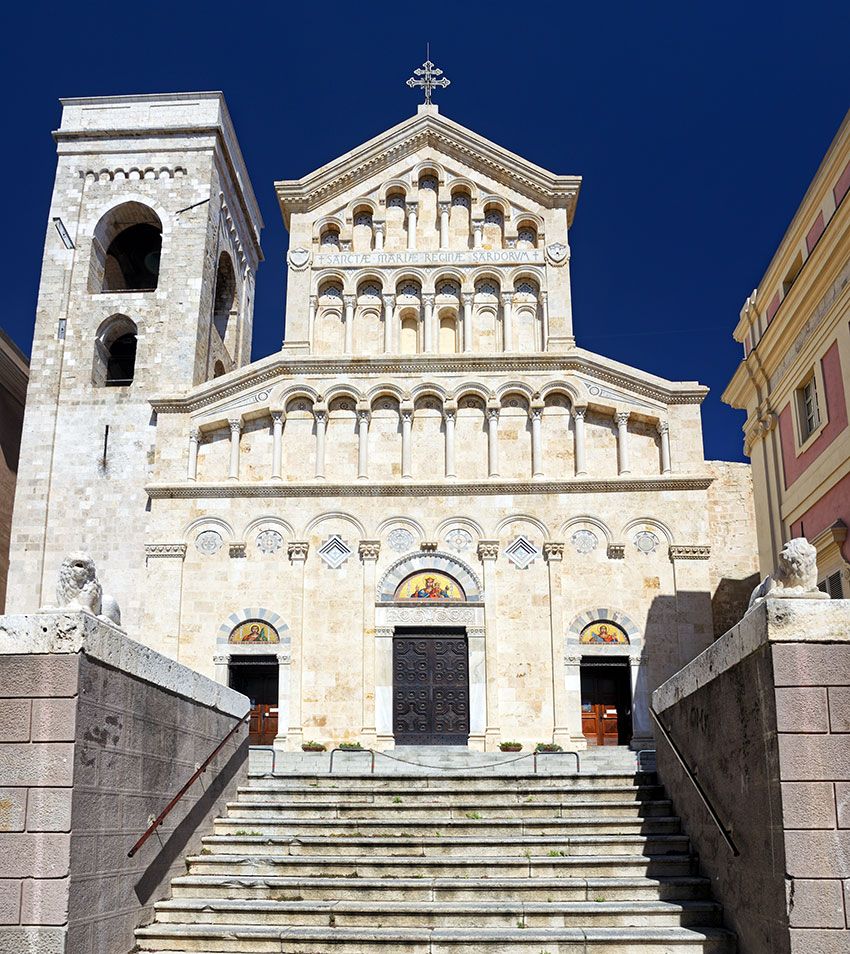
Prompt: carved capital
<box><xmin>614</xmin><ymin>411</ymin><xmax>630</xmax><ymax>427</ymax></box>
<box><xmin>487</xmin><ymin>406</ymin><xmax>500</xmax><ymax>422</ymax></box>
<box><xmin>420</xmin><ymin>540</ymin><xmax>439</xmax><ymax>552</ymax></box>
<box><xmin>373</xmin><ymin>222</ymin><xmax>386</xmax><ymax>236</ymax></box>
<box><xmin>406</xmin><ymin>199</ymin><xmax>419</xmax><ymax>211</ymax></box>
<box><xmin>462</xmin><ymin>292</ymin><xmax>474</xmax><ymax>306</ymax></box>
<box><xmin>313</xmin><ymin>406</ymin><xmax>328</xmax><ymax>423</ymax></box>
<box><xmin>229</xmin><ymin>542</ymin><xmax>247</xmax><ymax>558</ymax></box>
<box><xmin>656</xmin><ymin>420</ymin><xmax>669</xmax><ymax>436</ymax></box>
<box><xmin>543</xmin><ymin>542</ymin><xmax>565</xmax><ymax>561</ymax></box>
<box><xmin>228</xmin><ymin>418</ymin><xmax>241</xmax><ymax>434</ymax></box>
<box><xmin>271</xmin><ymin>411</ymin><xmax>284</xmax><ymax>425</ymax></box>
<box><xmin>213</xmin><ymin>654</ymin><xmax>229</xmax><ymax>666</ymax></box>
<box><xmin>439</xmin><ymin>201</ymin><xmax>451</xmax><ymax>214</ymax></box>
<box><xmin>573</xmin><ymin>406</ymin><xmax>586</xmax><ymax>421</ymax></box>
<box><xmin>359</xmin><ymin>539</ymin><xmax>381</xmax><ymax>561</ymax></box>
<box><xmin>668</xmin><ymin>544</ymin><xmax>711</xmax><ymax>561</ymax></box>
<box><xmin>501</xmin><ymin>292</ymin><xmax>514</xmax><ymax>305</ymax></box>
<box><xmin>309</xmin><ymin>294</ymin><xmax>318</xmax><ymax>308</ymax></box>
<box><xmin>382</xmin><ymin>294</ymin><xmax>395</xmax><ymax>308</ymax></box>
<box><xmin>422</xmin><ymin>293</ymin><xmax>435</xmax><ymax>307</ymax></box>
<box><xmin>343</xmin><ymin>294</ymin><xmax>356</xmax><ymax>309</ymax></box>
<box><xmin>607</xmin><ymin>543</ymin><xmax>626</xmax><ymax>559</ymax></box>
<box><xmin>188</xmin><ymin>428</ymin><xmax>200</xmax><ymax>444</ymax></box>
<box><xmin>144</xmin><ymin>543</ymin><xmax>187</xmax><ymax>559</ymax></box>
<box><xmin>478</xmin><ymin>540</ymin><xmax>500</xmax><ymax>561</ymax></box>
<box><xmin>288</xmin><ymin>540</ymin><xmax>309</xmax><ymax>561</ymax></box>
<box><xmin>564</xmin><ymin>652</ymin><xmax>583</xmax><ymax>666</ymax></box>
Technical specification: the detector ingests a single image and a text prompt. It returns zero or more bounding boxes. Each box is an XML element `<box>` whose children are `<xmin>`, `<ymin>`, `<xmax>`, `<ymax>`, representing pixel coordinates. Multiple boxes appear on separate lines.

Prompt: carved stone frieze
<box><xmin>668</xmin><ymin>545</ymin><xmax>711</xmax><ymax>560</ymax></box>
<box><xmin>144</xmin><ymin>543</ymin><xmax>187</xmax><ymax>559</ymax></box>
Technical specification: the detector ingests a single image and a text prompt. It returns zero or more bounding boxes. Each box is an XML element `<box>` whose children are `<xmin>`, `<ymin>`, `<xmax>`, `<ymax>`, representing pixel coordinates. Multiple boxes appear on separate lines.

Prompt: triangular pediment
<box><xmin>275</xmin><ymin>106</ymin><xmax>581</xmax><ymax>225</ymax></box>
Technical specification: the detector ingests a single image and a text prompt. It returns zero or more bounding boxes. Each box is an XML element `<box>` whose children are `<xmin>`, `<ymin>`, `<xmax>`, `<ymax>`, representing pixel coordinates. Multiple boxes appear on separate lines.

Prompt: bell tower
<box><xmin>7</xmin><ymin>93</ymin><xmax>263</xmax><ymax>630</ymax></box>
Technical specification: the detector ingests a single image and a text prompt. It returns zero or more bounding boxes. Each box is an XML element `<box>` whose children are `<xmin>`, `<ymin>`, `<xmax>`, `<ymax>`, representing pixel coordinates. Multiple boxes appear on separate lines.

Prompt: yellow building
<box><xmin>724</xmin><ymin>109</ymin><xmax>850</xmax><ymax>597</ymax></box>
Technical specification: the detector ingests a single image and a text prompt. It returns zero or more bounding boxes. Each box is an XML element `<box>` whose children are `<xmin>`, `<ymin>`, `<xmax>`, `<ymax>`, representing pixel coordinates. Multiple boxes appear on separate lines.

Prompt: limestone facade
<box><xmin>0</xmin><ymin>330</ymin><xmax>28</xmax><ymax>612</ymax></box>
<box><xmin>8</xmin><ymin>93</ymin><xmax>759</xmax><ymax>751</ymax></box>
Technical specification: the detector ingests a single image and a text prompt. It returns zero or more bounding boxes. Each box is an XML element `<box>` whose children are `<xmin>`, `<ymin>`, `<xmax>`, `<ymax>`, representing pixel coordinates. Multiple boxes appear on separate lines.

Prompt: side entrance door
<box><xmin>580</xmin><ymin>660</ymin><xmax>632</xmax><ymax>746</ymax></box>
<box><xmin>228</xmin><ymin>655</ymin><xmax>279</xmax><ymax>745</ymax></box>
<box><xmin>393</xmin><ymin>629</ymin><xmax>469</xmax><ymax>745</ymax></box>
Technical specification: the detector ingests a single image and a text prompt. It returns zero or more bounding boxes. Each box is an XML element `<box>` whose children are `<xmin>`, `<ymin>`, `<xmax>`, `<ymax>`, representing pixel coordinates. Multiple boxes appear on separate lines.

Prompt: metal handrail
<box><xmin>533</xmin><ymin>749</ymin><xmax>581</xmax><ymax>773</ymax></box>
<box><xmin>329</xmin><ymin>747</ymin><xmax>375</xmax><ymax>773</ymax></box>
<box><xmin>127</xmin><ymin>709</ymin><xmax>250</xmax><ymax>858</ymax></box>
<box><xmin>649</xmin><ymin>706</ymin><xmax>739</xmax><ymax>857</ymax></box>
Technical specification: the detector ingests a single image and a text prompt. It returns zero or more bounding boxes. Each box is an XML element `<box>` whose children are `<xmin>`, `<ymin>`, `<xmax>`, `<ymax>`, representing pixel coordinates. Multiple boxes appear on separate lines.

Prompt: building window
<box><xmin>89</xmin><ymin>201</ymin><xmax>162</xmax><ymax>293</ymax></box>
<box><xmin>797</xmin><ymin>375</ymin><xmax>821</xmax><ymax>441</ymax></box>
<box><xmin>818</xmin><ymin>571</ymin><xmax>844</xmax><ymax>599</ymax></box>
<box><xmin>93</xmin><ymin>314</ymin><xmax>138</xmax><ymax>387</ymax></box>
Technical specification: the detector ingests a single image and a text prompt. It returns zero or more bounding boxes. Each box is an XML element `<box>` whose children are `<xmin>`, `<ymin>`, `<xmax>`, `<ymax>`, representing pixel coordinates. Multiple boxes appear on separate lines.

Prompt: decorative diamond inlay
<box><xmin>505</xmin><ymin>536</ymin><xmax>539</xmax><ymax>569</ymax></box>
<box><xmin>319</xmin><ymin>534</ymin><xmax>352</xmax><ymax>569</ymax></box>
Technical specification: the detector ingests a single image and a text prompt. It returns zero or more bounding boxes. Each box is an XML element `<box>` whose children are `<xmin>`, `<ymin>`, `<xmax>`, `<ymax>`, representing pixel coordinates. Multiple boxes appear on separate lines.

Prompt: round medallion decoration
<box><xmin>195</xmin><ymin>530</ymin><xmax>223</xmax><ymax>555</ymax></box>
<box><xmin>256</xmin><ymin>530</ymin><xmax>283</xmax><ymax>554</ymax></box>
<box><xmin>388</xmin><ymin>528</ymin><xmax>415</xmax><ymax>553</ymax></box>
<box><xmin>571</xmin><ymin>529</ymin><xmax>598</xmax><ymax>554</ymax></box>
<box><xmin>446</xmin><ymin>528</ymin><xmax>473</xmax><ymax>552</ymax></box>
<box><xmin>634</xmin><ymin>531</ymin><xmax>660</xmax><ymax>555</ymax></box>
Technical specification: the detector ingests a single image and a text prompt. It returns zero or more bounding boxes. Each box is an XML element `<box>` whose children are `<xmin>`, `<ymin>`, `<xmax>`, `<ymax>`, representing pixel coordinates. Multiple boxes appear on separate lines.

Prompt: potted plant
<box><xmin>499</xmin><ymin>741</ymin><xmax>523</xmax><ymax>752</ymax></box>
<box><xmin>301</xmin><ymin>741</ymin><xmax>326</xmax><ymax>752</ymax></box>
<box><xmin>338</xmin><ymin>741</ymin><xmax>364</xmax><ymax>750</ymax></box>
<box><xmin>535</xmin><ymin>742</ymin><xmax>563</xmax><ymax>753</ymax></box>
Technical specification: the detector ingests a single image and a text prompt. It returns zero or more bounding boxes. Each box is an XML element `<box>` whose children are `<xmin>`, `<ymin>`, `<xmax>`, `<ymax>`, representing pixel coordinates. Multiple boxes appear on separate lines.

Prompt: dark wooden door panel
<box><xmin>394</xmin><ymin>633</ymin><xmax>469</xmax><ymax>745</ymax></box>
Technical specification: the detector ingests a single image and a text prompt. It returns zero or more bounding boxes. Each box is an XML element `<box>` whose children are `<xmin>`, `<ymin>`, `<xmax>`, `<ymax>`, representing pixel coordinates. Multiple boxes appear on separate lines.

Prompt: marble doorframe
<box><xmin>375</xmin><ymin>602</ymin><xmax>487</xmax><ymax>750</ymax></box>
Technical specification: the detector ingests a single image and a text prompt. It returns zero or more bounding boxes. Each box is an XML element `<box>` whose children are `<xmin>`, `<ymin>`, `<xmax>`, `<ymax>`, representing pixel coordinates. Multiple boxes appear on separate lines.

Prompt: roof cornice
<box><xmin>275</xmin><ymin>109</ymin><xmax>582</xmax><ymax>227</ymax></box>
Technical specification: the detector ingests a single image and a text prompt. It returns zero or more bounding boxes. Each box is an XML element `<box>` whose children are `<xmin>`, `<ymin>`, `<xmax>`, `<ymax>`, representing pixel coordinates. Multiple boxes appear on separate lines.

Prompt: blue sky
<box><xmin>3</xmin><ymin>1</ymin><xmax>848</xmax><ymax>462</ymax></box>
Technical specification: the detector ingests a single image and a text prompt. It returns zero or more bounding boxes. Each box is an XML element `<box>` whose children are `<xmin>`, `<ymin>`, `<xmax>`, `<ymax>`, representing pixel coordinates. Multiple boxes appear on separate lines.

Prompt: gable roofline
<box><xmin>275</xmin><ymin>105</ymin><xmax>582</xmax><ymax>228</ymax></box>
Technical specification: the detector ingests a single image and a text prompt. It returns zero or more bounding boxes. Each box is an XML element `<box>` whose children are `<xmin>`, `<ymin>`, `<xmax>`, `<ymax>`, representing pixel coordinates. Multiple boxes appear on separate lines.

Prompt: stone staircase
<box><xmin>135</xmin><ymin>747</ymin><xmax>735</xmax><ymax>953</ymax></box>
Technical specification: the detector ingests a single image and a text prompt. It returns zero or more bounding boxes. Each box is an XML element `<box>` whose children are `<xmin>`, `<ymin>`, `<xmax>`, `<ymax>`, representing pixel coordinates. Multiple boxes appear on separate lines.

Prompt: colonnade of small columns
<box><xmin>186</xmin><ymin>404</ymin><xmax>673</xmax><ymax>483</ymax></box>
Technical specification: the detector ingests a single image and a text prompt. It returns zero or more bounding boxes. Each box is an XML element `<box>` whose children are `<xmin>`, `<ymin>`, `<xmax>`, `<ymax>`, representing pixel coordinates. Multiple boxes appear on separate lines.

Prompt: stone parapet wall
<box><xmin>653</xmin><ymin>598</ymin><xmax>850</xmax><ymax>954</ymax></box>
<box><xmin>0</xmin><ymin>612</ymin><xmax>249</xmax><ymax>954</ymax></box>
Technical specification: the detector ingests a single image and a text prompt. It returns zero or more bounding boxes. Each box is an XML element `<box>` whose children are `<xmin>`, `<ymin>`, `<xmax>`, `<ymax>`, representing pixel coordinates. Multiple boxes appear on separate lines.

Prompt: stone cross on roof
<box><xmin>406</xmin><ymin>51</ymin><xmax>450</xmax><ymax>106</ymax></box>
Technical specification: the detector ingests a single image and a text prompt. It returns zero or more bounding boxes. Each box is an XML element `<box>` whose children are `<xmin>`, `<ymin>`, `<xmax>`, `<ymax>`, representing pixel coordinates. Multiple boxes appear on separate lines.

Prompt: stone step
<box><xmin>135</xmin><ymin>923</ymin><xmax>735</xmax><ymax>953</ymax></box>
<box><xmin>199</xmin><ymin>833</ymin><xmax>690</xmax><ymax>857</ymax></box>
<box><xmin>151</xmin><ymin>898</ymin><xmax>722</xmax><ymax>929</ymax></box>
<box><xmin>213</xmin><ymin>815</ymin><xmax>682</xmax><ymax>838</ymax></box>
<box><xmin>224</xmin><ymin>798</ymin><xmax>674</xmax><ymax>818</ymax></box>
<box><xmin>242</xmin><ymin>773</ymin><xmax>652</xmax><ymax>792</ymax></box>
<box><xmin>169</xmin><ymin>874</ymin><xmax>712</xmax><ymax>903</ymax></box>
<box><xmin>237</xmin><ymin>782</ymin><xmax>665</xmax><ymax>803</ymax></box>
<box><xmin>186</xmin><ymin>852</ymin><xmax>696</xmax><ymax>879</ymax></box>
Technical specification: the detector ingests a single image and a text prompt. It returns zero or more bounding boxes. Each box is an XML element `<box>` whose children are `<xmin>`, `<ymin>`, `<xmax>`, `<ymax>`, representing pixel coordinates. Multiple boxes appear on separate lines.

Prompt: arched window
<box><xmin>212</xmin><ymin>251</ymin><xmax>237</xmax><ymax>342</ymax></box>
<box><xmin>320</xmin><ymin>226</ymin><xmax>340</xmax><ymax>249</ymax></box>
<box><xmin>93</xmin><ymin>314</ymin><xmax>138</xmax><ymax>387</ymax></box>
<box><xmin>483</xmin><ymin>204</ymin><xmax>505</xmax><ymax>249</ymax></box>
<box><xmin>352</xmin><ymin>207</ymin><xmax>374</xmax><ymax>253</ymax></box>
<box><xmin>517</xmin><ymin>222</ymin><xmax>538</xmax><ymax>249</ymax></box>
<box><xmin>213</xmin><ymin>360</ymin><xmax>226</xmax><ymax>378</ymax></box>
<box><xmin>400</xmin><ymin>311</ymin><xmax>419</xmax><ymax>354</ymax></box>
<box><xmin>89</xmin><ymin>202</ymin><xmax>162</xmax><ymax>293</ymax></box>
<box><xmin>439</xmin><ymin>311</ymin><xmax>458</xmax><ymax>354</ymax></box>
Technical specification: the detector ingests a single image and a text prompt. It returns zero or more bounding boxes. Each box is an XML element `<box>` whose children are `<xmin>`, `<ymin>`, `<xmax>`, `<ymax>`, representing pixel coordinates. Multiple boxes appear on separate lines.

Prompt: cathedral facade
<box><xmin>8</xmin><ymin>91</ymin><xmax>758</xmax><ymax>751</ymax></box>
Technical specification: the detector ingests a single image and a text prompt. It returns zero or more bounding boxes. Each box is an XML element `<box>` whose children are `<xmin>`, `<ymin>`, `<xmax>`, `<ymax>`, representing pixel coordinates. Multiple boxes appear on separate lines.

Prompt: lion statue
<box><xmin>55</xmin><ymin>552</ymin><xmax>121</xmax><ymax>625</ymax></box>
<box><xmin>748</xmin><ymin>537</ymin><xmax>824</xmax><ymax>609</ymax></box>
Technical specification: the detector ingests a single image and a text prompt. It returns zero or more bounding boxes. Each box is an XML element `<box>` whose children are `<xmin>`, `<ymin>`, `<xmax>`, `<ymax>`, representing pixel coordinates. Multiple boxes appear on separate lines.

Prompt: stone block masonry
<box><xmin>0</xmin><ymin>612</ymin><xmax>250</xmax><ymax>954</ymax></box>
<box><xmin>653</xmin><ymin>598</ymin><xmax>850</xmax><ymax>954</ymax></box>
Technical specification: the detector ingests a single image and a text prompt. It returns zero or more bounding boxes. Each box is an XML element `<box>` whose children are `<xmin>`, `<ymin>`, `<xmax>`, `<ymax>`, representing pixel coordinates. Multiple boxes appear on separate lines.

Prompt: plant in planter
<box><xmin>338</xmin><ymin>741</ymin><xmax>364</xmax><ymax>750</ymax></box>
<box><xmin>499</xmin><ymin>741</ymin><xmax>523</xmax><ymax>752</ymax></box>
<box><xmin>302</xmin><ymin>741</ymin><xmax>326</xmax><ymax>752</ymax></box>
<box><xmin>535</xmin><ymin>743</ymin><xmax>563</xmax><ymax>753</ymax></box>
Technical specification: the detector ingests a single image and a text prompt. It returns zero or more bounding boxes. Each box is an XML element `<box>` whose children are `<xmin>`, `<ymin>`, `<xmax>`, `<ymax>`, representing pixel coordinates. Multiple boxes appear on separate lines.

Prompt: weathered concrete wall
<box><xmin>653</xmin><ymin>598</ymin><xmax>850</xmax><ymax>954</ymax></box>
<box><xmin>0</xmin><ymin>612</ymin><xmax>250</xmax><ymax>954</ymax></box>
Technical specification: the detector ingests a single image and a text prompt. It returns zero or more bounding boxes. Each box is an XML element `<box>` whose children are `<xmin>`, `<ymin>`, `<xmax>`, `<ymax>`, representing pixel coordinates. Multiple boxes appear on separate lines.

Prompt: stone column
<box><xmin>439</xmin><ymin>201</ymin><xmax>450</xmax><ymax>248</ymax></box>
<box><xmin>275</xmin><ymin>653</ymin><xmax>292</xmax><ymax>745</ymax></box>
<box><xmin>307</xmin><ymin>295</ymin><xmax>317</xmax><ymax>350</ymax></box>
<box><xmin>407</xmin><ymin>201</ymin><xmax>418</xmax><ymax>250</ymax></box>
<box><xmin>544</xmin><ymin>543</ymin><xmax>571</xmax><ymax>745</ymax></box>
<box><xmin>271</xmin><ymin>411</ymin><xmax>284</xmax><ymax>480</ymax></box>
<box><xmin>574</xmin><ymin>406</ymin><xmax>587</xmax><ymax>476</ymax></box>
<box><xmin>540</xmin><ymin>290</ymin><xmax>549</xmax><ymax>350</ymax></box>
<box><xmin>382</xmin><ymin>294</ymin><xmax>395</xmax><ymax>353</ymax></box>
<box><xmin>462</xmin><ymin>292</ymin><xmax>474</xmax><ymax>352</ymax></box>
<box><xmin>401</xmin><ymin>403</ymin><xmax>413</xmax><ymax>479</ymax></box>
<box><xmin>343</xmin><ymin>295</ymin><xmax>355</xmax><ymax>354</ymax></box>
<box><xmin>501</xmin><ymin>292</ymin><xmax>514</xmax><ymax>352</ymax></box>
<box><xmin>615</xmin><ymin>411</ymin><xmax>631</xmax><ymax>475</ymax></box>
<box><xmin>375</xmin><ymin>627</ymin><xmax>394</xmax><ymax>746</ymax></box>
<box><xmin>285</xmin><ymin>541</ymin><xmax>309</xmax><ymax>750</ymax></box>
<box><xmin>473</xmin><ymin>219</ymin><xmax>484</xmax><ymax>249</ymax></box>
<box><xmin>314</xmin><ymin>406</ymin><xmax>327</xmax><ymax>480</ymax></box>
<box><xmin>530</xmin><ymin>402</ymin><xmax>544</xmax><ymax>478</ymax></box>
<box><xmin>357</xmin><ymin>407</ymin><xmax>370</xmax><ymax>480</ymax></box>
<box><xmin>359</xmin><ymin>540</ymin><xmax>380</xmax><ymax>745</ymax></box>
<box><xmin>444</xmin><ymin>406</ymin><xmax>457</xmax><ymax>478</ymax></box>
<box><xmin>213</xmin><ymin>652</ymin><xmax>229</xmax><ymax>687</ymax></box>
<box><xmin>187</xmin><ymin>428</ymin><xmax>199</xmax><ymax>481</ymax></box>
<box><xmin>658</xmin><ymin>420</ymin><xmax>672</xmax><ymax>474</ymax></box>
<box><xmin>629</xmin><ymin>654</ymin><xmax>652</xmax><ymax>748</ymax></box>
<box><xmin>487</xmin><ymin>405</ymin><xmax>500</xmax><ymax>477</ymax></box>
<box><xmin>478</xmin><ymin>540</ymin><xmax>501</xmax><ymax>749</ymax></box>
<box><xmin>374</xmin><ymin>221</ymin><xmax>385</xmax><ymax>251</ymax></box>
<box><xmin>228</xmin><ymin>418</ymin><xmax>241</xmax><ymax>481</ymax></box>
<box><xmin>422</xmin><ymin>294</ymin><xmax>435</xmax><ymax>353</ymax></box>
<box><xmin>563</xmin><ymin>653</ymin><xmax>587</xmax><ymax>749</ymax></box>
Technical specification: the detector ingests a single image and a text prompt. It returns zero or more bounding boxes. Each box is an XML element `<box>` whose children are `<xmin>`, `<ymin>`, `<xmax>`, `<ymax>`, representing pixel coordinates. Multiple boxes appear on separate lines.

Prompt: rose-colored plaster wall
<box><xmin>779</xmin><ymin>340</ymin><xmax>847</xmax><ymax>488</ymax></box>
<box><xmin>791</xmin><ymin>470</ymin><xmax>850</xmax><ymax>562</ymax></box>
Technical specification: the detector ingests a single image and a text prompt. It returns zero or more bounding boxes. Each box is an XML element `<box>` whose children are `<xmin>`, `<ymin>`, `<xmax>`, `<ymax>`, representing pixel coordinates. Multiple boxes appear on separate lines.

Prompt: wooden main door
<box><xmin>393</xmin><ymin>631</ymin><xmax>469</xmax><ymax>745</ymax></box>
<box><xmin>580</xmin><ymin>663</ymin><xmax>632</xmax><ymax>746</ymax></box>
<box><xmin>228</xmin><ymin>656</ymin><xmax>279</xmax><ymax>745</ymax></box>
